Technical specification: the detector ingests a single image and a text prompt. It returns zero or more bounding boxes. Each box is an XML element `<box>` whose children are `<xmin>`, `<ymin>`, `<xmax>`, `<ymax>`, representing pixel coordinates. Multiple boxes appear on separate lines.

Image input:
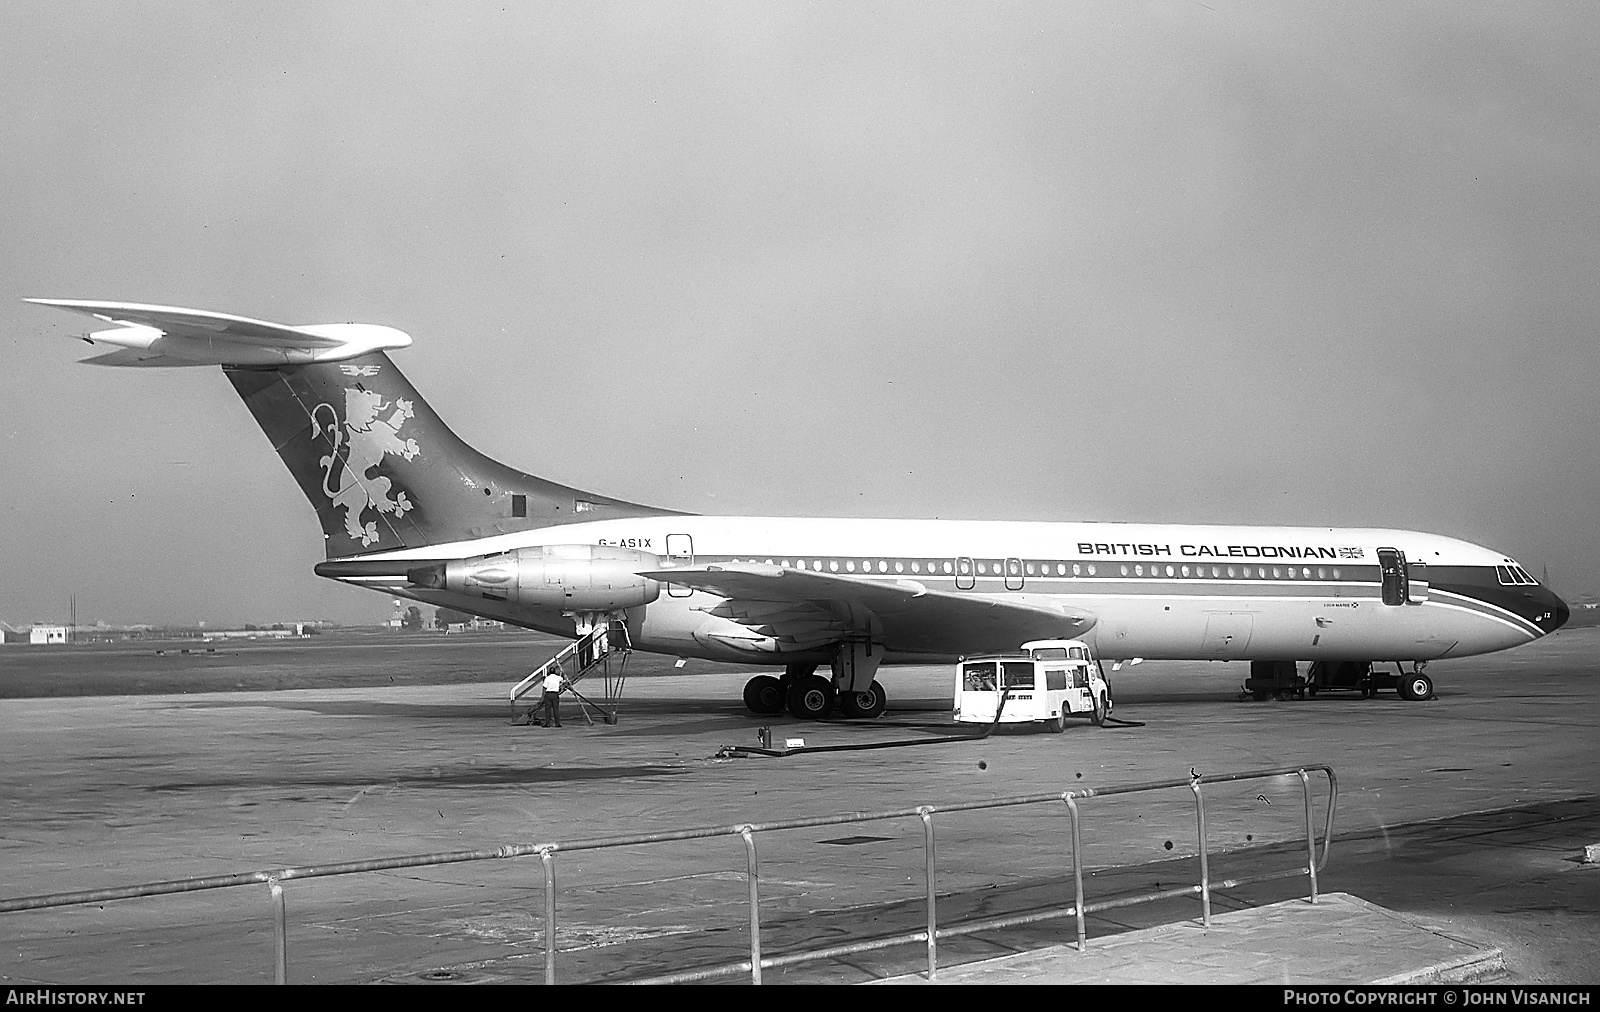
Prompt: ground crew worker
<box><xmin>541</xmin><ymin>667</ymin><xmax>566</xmax><ymax>728</ymax></box>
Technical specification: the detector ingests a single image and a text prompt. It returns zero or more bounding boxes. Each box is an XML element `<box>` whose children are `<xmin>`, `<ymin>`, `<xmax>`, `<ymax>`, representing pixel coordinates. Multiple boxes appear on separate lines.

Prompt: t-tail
<box><xmin>29</xmin><ymin>300</ymin><xmax>681</xmax><ymax>557</ymax></box>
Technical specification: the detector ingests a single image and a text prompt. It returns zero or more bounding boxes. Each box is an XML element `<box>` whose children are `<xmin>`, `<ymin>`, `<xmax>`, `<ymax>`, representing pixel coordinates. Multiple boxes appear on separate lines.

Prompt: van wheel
<box><xmin>1046</xmin><ymin>713</ymin><xmax>1065</xmax><ymax>734</ymax></box>
<box><xmin>1091</xmin><ymin>692</ymin><xmax>1109</xmax><ymax>727</ymax></box>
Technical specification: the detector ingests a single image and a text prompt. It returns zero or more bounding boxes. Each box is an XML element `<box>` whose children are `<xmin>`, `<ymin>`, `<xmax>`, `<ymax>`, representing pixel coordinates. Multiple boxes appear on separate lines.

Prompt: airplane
<box><xmin>29</xmin><ymin>299</ymin><xmax>1570</xmax><ymax>719</ymax></box>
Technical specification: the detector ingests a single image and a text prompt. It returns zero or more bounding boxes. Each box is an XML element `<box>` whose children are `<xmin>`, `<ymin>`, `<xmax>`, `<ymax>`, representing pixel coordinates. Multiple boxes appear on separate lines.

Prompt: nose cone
<box><xmin>1547</xmin><ymin>590</ymin><xmax>1570</xmax><ymax>632</ymax></box>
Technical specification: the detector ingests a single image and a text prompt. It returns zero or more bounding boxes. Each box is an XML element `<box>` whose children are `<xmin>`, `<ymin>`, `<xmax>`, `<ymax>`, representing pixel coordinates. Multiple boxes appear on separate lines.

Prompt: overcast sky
<box><xmin>2</xmin><ymin>2</ymin><xmax>1597</xmax><ymax>627</ymax></box>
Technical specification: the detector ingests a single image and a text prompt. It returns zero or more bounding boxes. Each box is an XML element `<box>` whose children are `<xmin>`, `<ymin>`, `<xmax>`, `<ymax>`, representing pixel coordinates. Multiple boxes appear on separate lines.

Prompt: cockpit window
<box><xmin>1497</xmin><ymin>565</ymin><xmax>1538</xmax><ymax>586</ymax></box>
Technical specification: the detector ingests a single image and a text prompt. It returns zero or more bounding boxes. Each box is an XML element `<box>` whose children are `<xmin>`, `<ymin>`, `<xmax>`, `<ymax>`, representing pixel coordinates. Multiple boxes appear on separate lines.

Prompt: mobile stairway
<box><xmin>510</xmin><ymin>619</ymin><xmax>633</xmax><ymax>726</ymax></box>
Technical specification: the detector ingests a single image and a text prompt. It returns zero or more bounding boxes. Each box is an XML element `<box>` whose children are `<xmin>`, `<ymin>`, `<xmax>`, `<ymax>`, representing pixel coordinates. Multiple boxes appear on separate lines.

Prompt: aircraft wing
<box><xmin>28</xmin><ymin>299</ymin><xmax>348</xmax><ymax>348</ymax></box>
<box><xmin>640</xmin><ymin>563</ymin><xmax>1096</xmax><ymax>655</ymax></box>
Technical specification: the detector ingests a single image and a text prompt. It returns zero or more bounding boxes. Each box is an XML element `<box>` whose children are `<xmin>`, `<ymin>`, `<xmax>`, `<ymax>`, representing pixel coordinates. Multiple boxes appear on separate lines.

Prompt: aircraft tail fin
<box><xmin>31</xmin><ymin>299</ymin><xmax>680</xmax><ymax>557</ymax></box>
<box><xmin>226</xmin><ymin>353</ymin><xmax>680</xmax><ymax>557</ymax></box>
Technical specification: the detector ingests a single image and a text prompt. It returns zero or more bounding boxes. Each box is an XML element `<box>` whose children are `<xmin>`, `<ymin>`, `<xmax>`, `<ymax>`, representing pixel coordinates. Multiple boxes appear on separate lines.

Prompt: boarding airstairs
<box><xmin>511</xmin><ymin>618</ymin><xmax>633</xmax><ymax>726</ymax></box>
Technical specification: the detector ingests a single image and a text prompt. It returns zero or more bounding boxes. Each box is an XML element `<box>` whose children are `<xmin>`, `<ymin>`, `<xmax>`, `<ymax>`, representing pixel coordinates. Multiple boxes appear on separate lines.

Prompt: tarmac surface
<box><xmin>874</xmin><ymin>893</ymin><xmax>1505</xmax><ymax>985</ymax></box>
<box><xmin>1</xmin><ymin>626</ymin><xmax>1597</xmax><ymax>985</ymax></box>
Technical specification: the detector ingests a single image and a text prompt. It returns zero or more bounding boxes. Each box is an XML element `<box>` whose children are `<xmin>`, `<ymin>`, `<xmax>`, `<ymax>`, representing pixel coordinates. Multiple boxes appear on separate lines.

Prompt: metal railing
<box><xmin>0</xmin><ymin>764</ymin><xmax>1336</xmax><ymax>985</ymax></box>
<box><xmin>508</xmin><ymin>631</ymin><xmax>594</xmax><ymax>703</ymax></box>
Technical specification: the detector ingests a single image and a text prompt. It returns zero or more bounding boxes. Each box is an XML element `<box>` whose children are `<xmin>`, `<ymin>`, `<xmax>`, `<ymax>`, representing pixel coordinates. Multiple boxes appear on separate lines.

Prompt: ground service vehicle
<box><xmin>954</xmin><ymin>639</ymin><xmax>1110</xmax><ymax>732</ymax></box>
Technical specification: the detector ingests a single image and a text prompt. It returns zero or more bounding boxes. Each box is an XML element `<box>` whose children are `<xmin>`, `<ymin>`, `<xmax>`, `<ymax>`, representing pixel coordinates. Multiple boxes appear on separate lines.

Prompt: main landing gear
<box><xmin>741</xmin><ymin>664</ymin><xmax>888</xmax><ymax>721</ymax></box>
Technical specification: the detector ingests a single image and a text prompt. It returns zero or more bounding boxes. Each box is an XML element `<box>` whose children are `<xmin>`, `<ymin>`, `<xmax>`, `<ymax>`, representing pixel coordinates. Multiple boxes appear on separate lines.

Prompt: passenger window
<box><xmin>1032</xmin><ymin>647</ymin><xmax>1067</xmax><ymax>661</ymax></box>
<box><xmin>1045</xmin><ymin>668</ymin><xmax>1067</xmax><ymax>691</ymax></box>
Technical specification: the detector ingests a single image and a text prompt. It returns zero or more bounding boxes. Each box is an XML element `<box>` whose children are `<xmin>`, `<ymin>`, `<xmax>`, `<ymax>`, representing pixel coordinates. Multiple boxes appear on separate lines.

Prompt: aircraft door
<box><xmin>1004</xmin><ymin>557</ymin><xmax>1024</xmax><ymax>591</ymax></box>
<box><xmin>1406</xmin><ymin>561</ymin><xmax>1429</xmax><ymax>604</ymax></box>
<box><xmin>1377</xmin><ymin>548</ymin><xmax>1407</xmax><ymax>606</ymax></box>
<box><xmin>956</xmin><ymin>556</ymin><xmax>975</xmax><ymax>590</ymax></box>
<box><xmin>666</xmin><ymin>534</ymin><xmax>693</xmax><ymax>598</ymax></box>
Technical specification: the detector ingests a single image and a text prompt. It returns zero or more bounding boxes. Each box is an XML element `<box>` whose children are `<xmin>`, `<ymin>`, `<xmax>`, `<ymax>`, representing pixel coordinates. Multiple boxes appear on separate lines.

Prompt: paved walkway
<box><xmin>874</xmin><ymin>892</ymin><xmax>1503</xmax><ymax>985</ymax></box>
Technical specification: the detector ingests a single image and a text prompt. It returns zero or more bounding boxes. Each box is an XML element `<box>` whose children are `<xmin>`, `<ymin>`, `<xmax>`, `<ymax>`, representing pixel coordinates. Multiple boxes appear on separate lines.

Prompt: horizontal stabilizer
<box><xmin>28</xmin><ymin>299</ymin><xmax>412</xmax><ymax>367</ymax></box>
<box><xmin>78</xmin><ymin>348</ymin><xmax>199</xmax><ymax>368</ymax></box>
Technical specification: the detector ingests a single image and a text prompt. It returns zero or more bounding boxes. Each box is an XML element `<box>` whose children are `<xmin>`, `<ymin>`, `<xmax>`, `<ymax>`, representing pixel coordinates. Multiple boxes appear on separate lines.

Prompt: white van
<box><xmin>954</xmin><ymin>639</ymin><xmax>1111</xmax><ymax>732</ymax></box>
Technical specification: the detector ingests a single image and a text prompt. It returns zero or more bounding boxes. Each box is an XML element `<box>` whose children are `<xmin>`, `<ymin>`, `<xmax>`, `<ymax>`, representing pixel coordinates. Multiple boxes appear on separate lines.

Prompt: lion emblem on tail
<box><xmin>310</xmin><ymin>388</ymin><xmax>421</xmax><ymax>546</ymax></box>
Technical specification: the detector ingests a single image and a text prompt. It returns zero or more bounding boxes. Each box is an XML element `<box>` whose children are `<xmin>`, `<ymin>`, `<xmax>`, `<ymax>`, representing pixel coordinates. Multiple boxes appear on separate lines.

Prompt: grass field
<box><xmin>0</xmin><ymin>628</ymin><xmax>734</xmax><ymax>698</ymax></box>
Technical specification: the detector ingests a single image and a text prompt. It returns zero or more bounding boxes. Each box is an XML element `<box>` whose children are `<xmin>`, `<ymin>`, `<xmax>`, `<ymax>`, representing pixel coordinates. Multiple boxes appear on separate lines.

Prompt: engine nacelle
<box><xmin>411</xmin><ymin>545</ymin><xmax>661</xmax><ymax>611</ymax></box>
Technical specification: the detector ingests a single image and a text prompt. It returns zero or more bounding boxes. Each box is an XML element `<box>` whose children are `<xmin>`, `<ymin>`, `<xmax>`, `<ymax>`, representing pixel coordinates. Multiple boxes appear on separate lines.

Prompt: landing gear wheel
<box><xmin>1091</xmin><ymin>691</ymin><xmax>1109</xmax><ymax>727</ymax></box>
<box><xmin>837</xmin><ymin>680</ymin><xmax>888</xmax><ymax>719</ymax></box>
<box><xmin>1251</xmin><ymin>689</ymin><xmax>1271</xmax><ymax>702</ymax></box>
<box><xmin>1398</xmin><ymin>672</ymin><xmax>1434</xmax><ymax>701</ymax></box>
<box><xmin>786</xmin><ymin>675</ymin><xmax>836</xmax><ymax>720</ymax></box>
<box><xmin>742</xmin><ymin>675</ymin><xmax>785</xmax><ymax>715</ymax></box>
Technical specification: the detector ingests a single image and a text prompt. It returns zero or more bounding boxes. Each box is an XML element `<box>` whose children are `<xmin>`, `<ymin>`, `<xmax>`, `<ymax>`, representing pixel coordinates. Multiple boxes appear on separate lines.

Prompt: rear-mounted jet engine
<box><xmin>409</xmin><ymin>545</ymin><xmax>661</xmax><ymax>610</ymax></box>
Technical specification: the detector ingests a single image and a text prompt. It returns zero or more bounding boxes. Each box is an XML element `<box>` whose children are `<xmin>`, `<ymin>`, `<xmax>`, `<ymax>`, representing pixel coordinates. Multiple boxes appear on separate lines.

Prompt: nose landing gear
<box><xmin>1397</xmin><ymin>668</ymin><xmax>1435</xmax><ymax>701</ymax></box>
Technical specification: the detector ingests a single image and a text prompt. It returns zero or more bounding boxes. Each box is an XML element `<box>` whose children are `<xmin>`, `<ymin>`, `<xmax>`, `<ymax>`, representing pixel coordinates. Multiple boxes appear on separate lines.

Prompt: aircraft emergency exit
<box><xmin>31</xmin><ymin>300</ymin><xmax>1569</xmax><ymax>720</ymax></box>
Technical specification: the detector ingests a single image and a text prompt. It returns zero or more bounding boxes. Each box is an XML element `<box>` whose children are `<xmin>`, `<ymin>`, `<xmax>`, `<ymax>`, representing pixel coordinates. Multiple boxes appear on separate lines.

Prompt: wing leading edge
<box><xmin>641</xmin><ymin>563</ymin><xmax>1097</xmax><ymax>656</ymax></box>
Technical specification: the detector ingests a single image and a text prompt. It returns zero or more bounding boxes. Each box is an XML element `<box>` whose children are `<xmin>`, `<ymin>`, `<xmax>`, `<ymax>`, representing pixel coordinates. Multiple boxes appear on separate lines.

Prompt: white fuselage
<box><xmin>337</xmin><ymin>516</ymin><xmax>1557</xmax><ymax>665</ymax></box>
